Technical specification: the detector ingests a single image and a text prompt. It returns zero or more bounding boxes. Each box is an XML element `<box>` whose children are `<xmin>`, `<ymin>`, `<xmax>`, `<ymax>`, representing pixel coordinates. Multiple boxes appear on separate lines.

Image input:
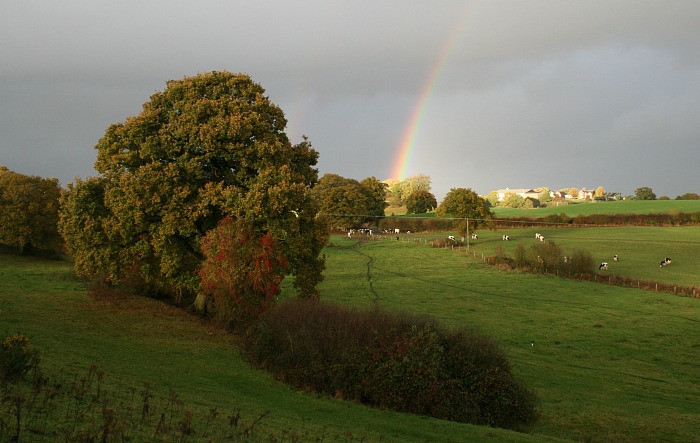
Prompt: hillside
<box><xmin>492</xmin><ymin>199</ymin><xmax>700</xmax><ymax>218</ymax></box>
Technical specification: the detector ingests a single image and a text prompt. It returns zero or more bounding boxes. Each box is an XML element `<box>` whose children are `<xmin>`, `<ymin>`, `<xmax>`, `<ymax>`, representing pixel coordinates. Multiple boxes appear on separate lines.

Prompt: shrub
<box><xmin>0</xmin><ymin>334</ymin><xmax>39</xmax><ymax>385</ymax></box>
<box><xmin>526</xmin><ymin>242</ymin><xmax>563</xmax><ymax>272</ymax></box>
<box><xmin>243</xmin><ymin>299</ymin><xmax>539</xmax><ymax>431</ymax></box>
<box><xmin>513</xmin><ymin>244</ymin><xmax>527</xmax><ymax>267</ymax></box>
<box><xmin>565</xmin><ymin>249</ymin><xmax>595</xmax><ymax>274</ymax></box>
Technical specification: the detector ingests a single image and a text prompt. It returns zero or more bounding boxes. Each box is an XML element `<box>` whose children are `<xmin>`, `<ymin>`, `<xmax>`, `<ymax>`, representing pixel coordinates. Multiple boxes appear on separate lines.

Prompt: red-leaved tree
<box><xmin>198</xmin><ymin>217</ymin><xmax>288</xmax><ymax>328</ymax></box>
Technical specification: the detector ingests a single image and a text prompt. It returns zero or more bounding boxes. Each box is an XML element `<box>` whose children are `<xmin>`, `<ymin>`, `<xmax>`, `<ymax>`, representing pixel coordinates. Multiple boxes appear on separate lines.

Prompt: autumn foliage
<box><xmin>198</xmin><ymin>217</ymin><xmax>288</xmax><ymax>328</ymax></box>
<box><xmin>244</xmin><ymin>299</ymin><xmax>539</xmax><ymax>431</ymax></box>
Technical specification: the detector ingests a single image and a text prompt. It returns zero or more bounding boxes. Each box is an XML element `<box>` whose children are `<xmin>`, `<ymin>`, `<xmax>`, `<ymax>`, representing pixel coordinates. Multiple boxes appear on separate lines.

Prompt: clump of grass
<box><xmin>242</xmin><ymin>298</ymin><xmax>539</xmax><ymax>431</ymax></box>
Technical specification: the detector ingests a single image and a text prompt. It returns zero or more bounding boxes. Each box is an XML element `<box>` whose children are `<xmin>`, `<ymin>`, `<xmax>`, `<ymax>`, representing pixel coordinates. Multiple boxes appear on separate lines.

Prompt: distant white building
<box><xmin>578</xmin><ymin>188</ymin><xmax>595</xmax><ymax>200</ymax></box>
<box><xmin>550</xmin><ymin>190</ymin><xmax>572</xmax><ymax>200</ymax></box>
<box><xmin>495</xmin><ymin>188</ymin><xmax>540</xmax><ymax>202</ymax></box>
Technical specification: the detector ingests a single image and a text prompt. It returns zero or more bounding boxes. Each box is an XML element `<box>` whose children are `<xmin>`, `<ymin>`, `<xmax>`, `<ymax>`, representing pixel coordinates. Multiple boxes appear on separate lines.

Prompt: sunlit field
<box><xmin>492</xmin><ymin>199</ymin><xmax>700</xmax><ymax>218</ymax></box>
<box><xmin>431</xmin><ymin>225</ymin><xmax>700</xmax><ymax>288</ymax></box>
<box><xmin>2</xmin><ymin>214</ymin><xmax>699</xmax><ymax>441</ymax></box>
<box><xmin>311</xmin><ymin>234</ymin><xmax>700</xmax><ymax>442</ymax></box>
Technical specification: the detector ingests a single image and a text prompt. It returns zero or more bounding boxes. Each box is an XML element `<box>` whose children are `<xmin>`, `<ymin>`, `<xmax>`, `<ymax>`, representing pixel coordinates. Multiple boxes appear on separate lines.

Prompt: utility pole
<box><xmin>466</xmin><ymin>217</ymin><xmax>470</xmax><ymax>249</ymax></box>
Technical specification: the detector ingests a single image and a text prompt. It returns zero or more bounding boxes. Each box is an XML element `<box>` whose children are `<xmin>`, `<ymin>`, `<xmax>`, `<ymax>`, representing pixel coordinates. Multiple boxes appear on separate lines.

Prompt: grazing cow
<box><xmin>394</xmin><ymin>228</ymin><xmax>400</xmax><ymax>234</ymax></box>
<box><xmin>539</xmin><ymin>236</ymin><xmax>545</xmax><ymax>242</ymax></box>
<box><xmin>660</xmin><ymin>258</ymin><xmax>672</xmax><ymax>267</ymax></box>
<box><xmin>599</xmin><ymin>262</ymin><xmax>609</xmax><ymax>270</ymax></box>
<box><xmin>502</xmin><ymin>235</ymin><xmax>510</xmax><ymax>241</ymax></box>
<box><xmin>471</xmin><ymin>233</ymin><xmax>478</xmax><ymax>239</ymax></box>
<box><xmin>613</xmin><ymin>255</ymin><xmax>619</xmax><ymax>262</ymax></box>
<box><xmin>535</xmin><ymin>233</ymin><xmax>542</xmax><ymax>239</ymax></box>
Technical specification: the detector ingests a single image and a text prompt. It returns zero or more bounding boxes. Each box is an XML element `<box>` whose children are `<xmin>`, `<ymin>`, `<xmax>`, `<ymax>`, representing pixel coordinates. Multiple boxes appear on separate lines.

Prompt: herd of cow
<box><xmin>346</xmin><ymin>227</ymin><xmax>673</xmax><ymax>271</ymax></box>
<box><xmin>468</xmin><ymin>231</ymin><xmax>672</xmax><ymax>271</ymax></box>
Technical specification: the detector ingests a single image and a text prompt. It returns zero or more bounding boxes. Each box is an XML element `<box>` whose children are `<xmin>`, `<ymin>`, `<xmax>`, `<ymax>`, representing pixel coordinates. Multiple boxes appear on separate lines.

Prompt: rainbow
<box><xmin>390</xmin><ymin>2</ymin><xmax>477</xmax><ymax>181</ymax></box>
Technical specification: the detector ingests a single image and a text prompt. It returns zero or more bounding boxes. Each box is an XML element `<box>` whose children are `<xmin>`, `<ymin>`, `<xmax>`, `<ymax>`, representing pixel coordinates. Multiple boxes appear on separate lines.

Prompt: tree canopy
<box><xmin>0</xmin><ymin>166</ymin><xmax>62</xmax><ymax>254</ymax></box>
<box><xmin>311</xmin><ymin>174</ymin><xmax>387</xmax><ymax>228</ymax></box>
<box><xmin>633</xmin><ymin>187</ymin><xmax>656</xmax><ymax>200</ymax></box>
<box><xmin>405</xmin><ymin>189</ymin><xmax>437</xmax><ymax>214</ymax></box>
<box><xmin>436</xmin><ymin>188</ymin><xmax>493</xmax><ymax>239</ymax></box>
<box><xmin>384</xmin><ymin>174</ymin><xmax>431</xmax><ymax>207</ymax></box>
<box><xmin>59</xmin><ymin>71</ymin><xmax>326</xmax><ymax>304</ymax></box>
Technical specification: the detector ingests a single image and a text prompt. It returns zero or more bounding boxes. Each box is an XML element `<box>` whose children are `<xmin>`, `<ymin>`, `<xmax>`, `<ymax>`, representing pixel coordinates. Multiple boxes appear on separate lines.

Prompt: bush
<box><xmin>0</xmin><ymin>335</ymin><xmax>39</xmax><ymax>385</ymax></box>
<box><xmin>526</xmin><ymin>242</ymin><xmax>563</xmax><ymax>272</ymax></box>
<box><xmin>243</xmin><ymin>299</ymin><xmax>539</xmax><ymax>430</ymax></box>
<box><xmin>565</xmin><ymin>249</ymin><xmax>595</xmax><ymax>274</ymax></box>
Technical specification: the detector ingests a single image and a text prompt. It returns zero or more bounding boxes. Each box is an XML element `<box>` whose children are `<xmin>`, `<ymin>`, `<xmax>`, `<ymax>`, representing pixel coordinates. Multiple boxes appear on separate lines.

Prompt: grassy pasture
<box><xmin>432</xmin><ymin>225</ymin><xmax>700</xmax><ymax>289</ymax></box>
<box><xmin>316</xmin><ymin>236</ymin><xmax>700</xmax><ymax>442</ymax></box>
<box><xmin>493</xmin><ymin>199</ymin><xmax>700</xmax><ymax>219</ymax></box>
<box><xmin>2</xmin><ymin>220</ymin><xmax>699</xmax><ymax>441</ymax></box>
<box><xmin>0</xmin><ymin>252</ymin><xmax>556</xmax><ymax>442</ymax></box>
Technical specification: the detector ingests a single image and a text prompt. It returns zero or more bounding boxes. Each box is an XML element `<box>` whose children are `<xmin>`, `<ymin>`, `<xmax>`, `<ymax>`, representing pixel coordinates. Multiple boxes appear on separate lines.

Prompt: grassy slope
<box><xmin>493</xmin><ymin>200</ymin><xmax>700</xmax><ymax>218</ymax></box>
<box><xmin>0</xmin><ymin>253</ymin><xmax>556</xmax><ymax>443</ymax></box>
<box><xmin>314</xmin><ymin>236</ymin><xmax>700</xmax><ymax>442</ymax></box>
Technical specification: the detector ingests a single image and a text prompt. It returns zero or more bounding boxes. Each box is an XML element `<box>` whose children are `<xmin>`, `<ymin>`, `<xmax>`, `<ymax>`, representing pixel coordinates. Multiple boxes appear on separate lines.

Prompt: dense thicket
<box><xmin>243</xmin><ymin>299</ymin><xmax>539</xmax><ymax>431</ymax></box>
<box><xmin>59</xmin><ymin>72</ymin><xmax>326</xmax><ymax>305</ymax></box>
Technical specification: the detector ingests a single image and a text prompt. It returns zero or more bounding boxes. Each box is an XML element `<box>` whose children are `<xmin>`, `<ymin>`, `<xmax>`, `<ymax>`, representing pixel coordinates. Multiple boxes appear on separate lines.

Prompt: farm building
<box><xmin>578</xmin><ymin>188</ymin><xmax>596</xmax><ymax>200</ymax></box>
<box><xmin>495</xmin><ymin>188</ymin><xmax>540</xmax><ymax>202</ymax></box>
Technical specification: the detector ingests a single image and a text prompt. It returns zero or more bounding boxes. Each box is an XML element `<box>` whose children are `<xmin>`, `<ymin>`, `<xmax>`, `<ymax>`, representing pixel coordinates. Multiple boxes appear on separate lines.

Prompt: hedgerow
<box><xmin>242</xmin><ymin>299</ymin><xmax>539</xmax><ymax>431</ymax></box>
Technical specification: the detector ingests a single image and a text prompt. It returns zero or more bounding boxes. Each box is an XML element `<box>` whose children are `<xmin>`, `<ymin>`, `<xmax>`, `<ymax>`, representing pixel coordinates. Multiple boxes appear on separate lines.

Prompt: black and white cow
<box><xmin>660</xmin><ymin>258</ymin><xmax>672</xmax><ymax>267</ymax></box>
<box><xmin>599</xmin><ymin>262</ymin><xmax>609</xmax><ymax>270</ymax></box>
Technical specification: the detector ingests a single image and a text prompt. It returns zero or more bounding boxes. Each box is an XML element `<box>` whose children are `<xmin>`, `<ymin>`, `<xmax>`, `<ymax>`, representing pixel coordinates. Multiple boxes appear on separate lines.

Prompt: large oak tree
<box><xmin>59</xmin><ymin>72</ymin><xmax>326</xmax><ymax>304</ymax></box>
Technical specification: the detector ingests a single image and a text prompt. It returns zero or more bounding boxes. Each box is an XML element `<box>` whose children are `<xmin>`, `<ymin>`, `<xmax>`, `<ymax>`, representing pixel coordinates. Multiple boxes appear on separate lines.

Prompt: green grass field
<box><xmin>0</xmin><ymin>253</ymin><xmax>557</xmax><ymax>442</ymax></box>
<box><xmin>2</xmin><ymin>220</ymin><xmax>699</xmax><ymax>441</ymax></box>
<box><xmin>425</xmin><ymin>225</ymin><xmax>700</xmax><ymax>288</ymax></box>
<box><xmin>314</xmin><ymin>236</ymin><xmax>700</xmax><ymax>442</ymax></box>
<box><xmin>386</xmin><ymin>199</ymin><xmax>700</xmax><ymax>219</ymax></box>
<box><xmin>493</xmin><ymin>199</ymin><xmax>700</xmax><ymax>218</ymax></box>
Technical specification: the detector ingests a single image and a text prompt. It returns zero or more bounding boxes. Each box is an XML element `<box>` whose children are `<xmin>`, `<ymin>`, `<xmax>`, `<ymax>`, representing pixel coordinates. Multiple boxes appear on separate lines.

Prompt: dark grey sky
<box><xmin>2</xmin><ymin>0</ymin><xmax>699</xmax><ymax>200</ymax></box>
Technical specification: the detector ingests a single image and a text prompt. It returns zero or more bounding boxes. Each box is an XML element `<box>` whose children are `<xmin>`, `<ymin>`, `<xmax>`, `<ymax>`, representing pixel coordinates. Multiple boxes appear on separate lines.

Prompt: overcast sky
<box><xmin>2</xmin><ymin>1</ymin><xmax>699</xmax><ymax>200</ymax></box>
